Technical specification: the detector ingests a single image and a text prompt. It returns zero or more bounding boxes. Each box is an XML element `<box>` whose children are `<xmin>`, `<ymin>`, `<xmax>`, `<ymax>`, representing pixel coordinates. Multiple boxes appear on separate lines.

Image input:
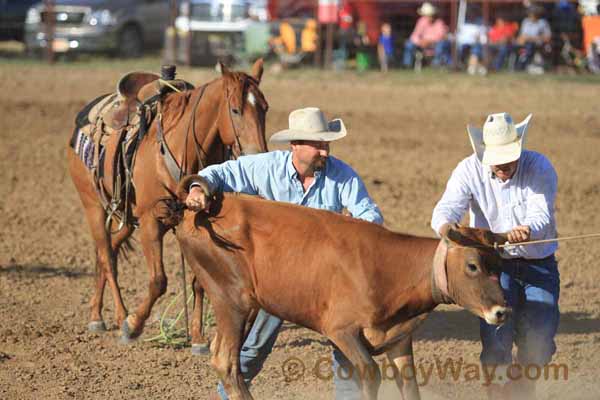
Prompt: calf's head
<box><xmin>435</xmin><ymin>225</ymin><xmax>510</xmax><ymax>325</ymax></box>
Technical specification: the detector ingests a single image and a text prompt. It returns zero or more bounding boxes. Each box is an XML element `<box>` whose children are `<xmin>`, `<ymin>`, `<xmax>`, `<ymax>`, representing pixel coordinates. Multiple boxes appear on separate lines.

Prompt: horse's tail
<box><xmin>117</xmin><ymin>234</ymin><xmax>137</xmax><ymax>263</ymax></box>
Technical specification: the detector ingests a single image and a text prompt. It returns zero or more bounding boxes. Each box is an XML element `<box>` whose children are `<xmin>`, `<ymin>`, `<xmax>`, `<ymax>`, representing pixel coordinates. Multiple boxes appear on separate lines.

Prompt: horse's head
<box><xmin>217</xmin><ymin>59</ymin><xmax>269</xmax><ymax>157</ymax></box>
<box><xmin>436</xmin><ymin>225</ymin><xmax>510</xmax><ymax>325</ymax></box>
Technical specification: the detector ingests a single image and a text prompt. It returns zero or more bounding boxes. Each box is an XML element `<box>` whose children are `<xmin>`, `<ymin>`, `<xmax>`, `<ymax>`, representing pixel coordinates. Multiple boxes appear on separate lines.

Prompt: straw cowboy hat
<box><xmin>269</xmin><ymin>107</ymin><xmax>347</xmax><ymax>144</ymax></box>
<box><xmin>417</xmin><ymin>2</ymin><xmax>437</xmax><ymax>17</ymax></box>
<box><xmin>467</xmin><ymin>112</ymin><xmax>533</xmax><ymax>166</ymax></box>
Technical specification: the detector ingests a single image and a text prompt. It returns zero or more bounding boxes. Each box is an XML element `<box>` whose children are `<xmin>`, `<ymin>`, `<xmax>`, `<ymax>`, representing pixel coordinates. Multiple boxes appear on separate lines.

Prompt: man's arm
<box><xmin>186</xmin><ymin>155</ymin><xmax>261</xmax><ymax>211</ymax></box>
<box><xmin>340</xmin><ymin>174</ymin><xmax>384</xmax><ymax>225</ymax></box>
<box><xmin>523</xmin><ymin>163</ymin><xmax>558</xmax><ymax>240</ymax></box>
<box><xmin>431</xmin><ymin>162</ymin><xmax>472</xmax><ymax>236</ymax></box>
<box><xmin>196</xmin><ymin>156</ymin><xmax>260</xmax><ymax>195</ymax></box>
<box><xmin>410</xmin><ymin>17</ymin><xmax>427</xmax><ymax>46</ymax></box>
<box><xmin>540</xmin><ymin>19</ymin><xmax>552</xmax><ymax>43</ymax></box>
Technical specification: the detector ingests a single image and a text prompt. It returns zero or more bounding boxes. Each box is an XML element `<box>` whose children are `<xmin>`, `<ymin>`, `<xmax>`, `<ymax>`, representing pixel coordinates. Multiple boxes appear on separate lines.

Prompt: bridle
<box><xmin>223</xmin><ymin>76</ymin><xmax>268</xmax><ymax>160</ymax></box>
<box><xmin>158</xmin><ymin>75</ymin><xmax>267</xmax><ymax>184</ymax></box>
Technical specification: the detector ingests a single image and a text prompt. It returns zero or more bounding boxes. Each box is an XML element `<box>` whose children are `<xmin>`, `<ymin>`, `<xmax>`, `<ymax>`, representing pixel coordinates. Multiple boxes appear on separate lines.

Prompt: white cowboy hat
<box><xmin>269</xmin><ymin>107</ymin><xmax>347</xmax><ymax>144</ymax></box>
<box><xmin>417</xmin><ymin>2</ymin><xmax>437</xmax><ymax>17</ymax></box>
<box><xmin>467</xmin><ymin>112</ymin><xmax>533</xmax><ymax>166</ymax></box>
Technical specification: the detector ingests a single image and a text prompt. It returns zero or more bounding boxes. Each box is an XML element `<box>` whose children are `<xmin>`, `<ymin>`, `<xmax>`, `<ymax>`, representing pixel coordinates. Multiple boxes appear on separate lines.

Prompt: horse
<box><xmin>172</xmin><ymin>175</ymin><xmax>510</xmax><ymax>400</ymax></box>
<box><xmin>66</xmin><ymin>60</ymin><xmax>268</xmax><ymax>351</ymax></box>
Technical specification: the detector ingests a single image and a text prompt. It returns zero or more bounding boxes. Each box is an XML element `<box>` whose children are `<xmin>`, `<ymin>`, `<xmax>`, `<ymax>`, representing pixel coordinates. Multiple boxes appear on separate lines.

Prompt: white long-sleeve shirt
<box><xmin>431</xmin><ymin>150</ymin><xmax>557</xmax><ymax>259</ymax></box>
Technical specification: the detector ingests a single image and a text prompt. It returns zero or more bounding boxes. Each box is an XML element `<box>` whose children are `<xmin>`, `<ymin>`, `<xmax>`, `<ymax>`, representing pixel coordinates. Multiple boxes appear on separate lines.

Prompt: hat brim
<box><xmin>467</xmin><ymin>114</ymin><xmax>532</xmax><ymax>166</ymax></box>
<box><xmin>269</xmin><ymin>118</ymin><xmax>347</xmax><ymax>144</ymax></box>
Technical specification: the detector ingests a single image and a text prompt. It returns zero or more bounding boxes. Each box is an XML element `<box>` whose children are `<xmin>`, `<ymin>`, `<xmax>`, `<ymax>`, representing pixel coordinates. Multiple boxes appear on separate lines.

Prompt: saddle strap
<box><xmin>157</xmin><ymin>113</ymin><xmax>184</xmax><ymax>183</ymax></box>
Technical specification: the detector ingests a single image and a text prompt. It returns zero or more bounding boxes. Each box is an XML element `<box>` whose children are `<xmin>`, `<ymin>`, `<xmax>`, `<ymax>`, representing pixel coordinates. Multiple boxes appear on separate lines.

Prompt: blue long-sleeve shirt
<box><xmin>197</xmin><ymin>150</ymin><xmax>383</xmax><ymax>225</ymax></box>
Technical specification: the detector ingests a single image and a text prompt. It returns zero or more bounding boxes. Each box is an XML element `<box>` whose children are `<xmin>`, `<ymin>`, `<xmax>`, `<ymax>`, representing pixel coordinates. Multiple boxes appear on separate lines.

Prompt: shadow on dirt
<box><xmin>0</xmin><ymin>263</ymin><xmax>92</xmax><ymax>279</ymax></box>
<box><xmin>274</xmin><ymin>309</ymin><xmax>600</xmax><ymax>349</ymax></box>
<box><xmin>415</xmin><ymin>309</ymin><xmax>600</xmax><ymax>342</ymax></box>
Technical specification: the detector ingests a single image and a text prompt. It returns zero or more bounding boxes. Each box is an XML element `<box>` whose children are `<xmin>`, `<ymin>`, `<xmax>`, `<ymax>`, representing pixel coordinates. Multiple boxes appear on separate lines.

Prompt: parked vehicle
<box><xmin>0</xmin><ymin>0</ymin><xmax>39</xmax><ymax>42</ymax></box>
<box><xmin>24</xmin><ymin>0</ymin><xmax>170</xmax><ymax>57</ymax></box>
<box><xmin>176</xmin><ymin>0</ymin><xmax>252</xmax><ymax>65</ymax></box>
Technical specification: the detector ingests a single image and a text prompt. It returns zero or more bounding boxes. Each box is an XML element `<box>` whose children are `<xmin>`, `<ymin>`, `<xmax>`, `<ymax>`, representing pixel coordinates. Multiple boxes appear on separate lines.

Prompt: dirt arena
<box><xmin>1</xmin><ymin>60</ymin><xmax>599</xmax><ymax>400</ymax></box>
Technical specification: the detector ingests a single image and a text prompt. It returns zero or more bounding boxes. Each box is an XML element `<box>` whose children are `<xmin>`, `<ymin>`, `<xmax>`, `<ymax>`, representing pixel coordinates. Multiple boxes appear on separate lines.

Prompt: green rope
<box><xmin>144</xmin><ymin>291</ymin><xmax>194</xmax><ymax>346</ymax></box>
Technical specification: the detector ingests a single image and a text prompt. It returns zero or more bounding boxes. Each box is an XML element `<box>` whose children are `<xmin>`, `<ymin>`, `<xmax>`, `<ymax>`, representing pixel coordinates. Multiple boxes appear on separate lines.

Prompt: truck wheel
<box><xmin>118</xmin><ymin>25</ymin><xmax>143</xmax><ymax>58</ymax></box>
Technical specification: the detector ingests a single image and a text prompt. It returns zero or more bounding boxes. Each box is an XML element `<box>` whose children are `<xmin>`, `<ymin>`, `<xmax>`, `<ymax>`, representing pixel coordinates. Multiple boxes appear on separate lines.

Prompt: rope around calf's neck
<box><xmin>494</xmin><ymin>232</ymin><xmax>600</xmax><ymax>249</ymax></box>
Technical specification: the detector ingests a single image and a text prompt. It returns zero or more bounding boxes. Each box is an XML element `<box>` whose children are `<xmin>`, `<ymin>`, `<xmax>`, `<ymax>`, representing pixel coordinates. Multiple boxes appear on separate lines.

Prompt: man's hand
<box><xmin>439</xmin><ymin>222</ymin><xmax>459</xmax><ymax>237</ymax></box>
<box><xmin>506</xmin><ymin>225</ymin><xmax>531</xmax><ymax>243</ymax></box>
<box><xmin>186</xmin><ymin>186</ymin><xmax>211</xmax><ymax>212</ymax></box>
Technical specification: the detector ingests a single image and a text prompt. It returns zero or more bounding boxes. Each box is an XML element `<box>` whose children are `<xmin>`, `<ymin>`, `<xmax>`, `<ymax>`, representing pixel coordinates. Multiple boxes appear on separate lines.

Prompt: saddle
<box><xmin>72</xmin><ymin>67</ymin><xmax>194</xmax><ymax>231</ymax></box>
<box><xmin>88</xmin><ymin>72</ymin><xmax>194</xmax><ymax>131</ymax></box>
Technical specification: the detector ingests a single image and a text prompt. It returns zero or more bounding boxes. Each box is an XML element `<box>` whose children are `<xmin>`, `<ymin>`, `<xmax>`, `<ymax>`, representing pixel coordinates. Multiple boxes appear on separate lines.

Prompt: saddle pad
<box><xmin>73</xmin><ymin>128</ymin><xmax>105</xmax><ymax>172</ymax></box>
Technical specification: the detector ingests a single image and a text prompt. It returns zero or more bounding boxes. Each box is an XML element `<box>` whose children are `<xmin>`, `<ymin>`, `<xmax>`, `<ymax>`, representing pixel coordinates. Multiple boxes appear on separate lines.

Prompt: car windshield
<box><xmin>190</xmin><ymin>1</ymin><xmax>247</xmax><ymax>22</ymax></box>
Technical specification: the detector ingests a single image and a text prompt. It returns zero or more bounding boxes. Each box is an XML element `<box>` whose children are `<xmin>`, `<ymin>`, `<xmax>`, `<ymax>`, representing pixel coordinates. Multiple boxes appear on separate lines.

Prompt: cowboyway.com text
<box><xmin>280</xmin><ymin>356</ymin><xmax>568</xmax><ymax>386</ymax></box>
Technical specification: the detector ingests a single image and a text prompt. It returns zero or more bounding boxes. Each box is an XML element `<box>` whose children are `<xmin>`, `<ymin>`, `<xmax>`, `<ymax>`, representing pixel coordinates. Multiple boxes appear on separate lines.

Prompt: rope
<box><xmin>158</xmin><ymin>79</ymin><xmax>183</xmax><ymax>93</ymax></box>
<box><xmin>179</xmin><ymin>247</ymin><xmax>190</xmax><ymax>342</ymax></box>
<box><xmin>495</xmin><ymin>232</ymin><xmax>600</xmax><ymax>249</ymax></box>
<box><xmin>144</xmin><ymin>291</ymin><xmax>194</xmax><ymax>346</ymax></box>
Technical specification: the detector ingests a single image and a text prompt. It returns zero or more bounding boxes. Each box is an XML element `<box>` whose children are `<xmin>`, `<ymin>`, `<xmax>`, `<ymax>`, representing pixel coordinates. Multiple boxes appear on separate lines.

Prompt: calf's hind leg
<box><xmin>190</xmin><ymin>276</ymin><xmax>210</xmax><ymax>355</ymax></box>
<box><xmin>385</xmin><ymin>335</ymin><xmax>421</xmax><ymax>400</ymax></box>
<box><xmin>329</xmin><ymin>328</ymin><xmax>382</xmax><ymax>400</ymax></box>
<box><xmin>210</xmin><ymin>306</ymin><xmax>254</xmax><ymax>400</ymax></box>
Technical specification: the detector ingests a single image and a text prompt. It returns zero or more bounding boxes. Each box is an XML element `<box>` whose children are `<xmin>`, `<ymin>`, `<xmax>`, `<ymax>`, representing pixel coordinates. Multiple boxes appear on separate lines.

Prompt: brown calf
<box><xmin>174</xmin><ymin>176</ymin><xmax>509</xmax><ymax>400</ymax></box>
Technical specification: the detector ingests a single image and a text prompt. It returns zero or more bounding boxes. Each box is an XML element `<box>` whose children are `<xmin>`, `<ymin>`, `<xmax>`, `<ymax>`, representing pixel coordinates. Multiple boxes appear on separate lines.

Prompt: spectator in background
<box><xmin>301</xmin><ymin>19</ymin><xmax>318</xmax><ymax>63</ymax></box>
<box><xmin>488</xmin><ymin>15</ymin><xmax>519</xmax><ymax>71</ymax></box>
<box><xmin>378</xmin><ymin>22</ymin><xmax>395</xmax><ymax>72</ymax></box>
<box><xmin>456</xmin><ymin>14</ymin><xmax>488</xmax><ymax>75</ymax></box>
<box><xmin>354</xmin><ymin>20</ymin><xmax>372</xmax><ymax>72</ymax></box>
<box><xmin>338</xmin><ymin>1</ymin><xmax>354</xmax><ymax>67</ymax></box>
<box><xmin>552</xmin><ymin>0</ymin><xmax>583</xmax><ymax>66</ymax></box>
<box><xmin>588</xmin><ymin>37</ymin><xmax>600</xmax><ymax>73</ymax></box>
<box><xmin>270</xmin><ymin>20</ymin><xmax>297</xmax><ymax>55</ymax></box>
<box><xmin>581</xmin><ymin>4</ymin><xmax>600</xmax><ymax>72</ymax></box>
<box><xmin>403</xmin><ymin>2</ymin><xmax>452</xmax><ymax>68</ymax></box>
<box><xmin>515</xmin><ymin>4</ymin><xmax>552</xmax><ymax>70</ymax></box>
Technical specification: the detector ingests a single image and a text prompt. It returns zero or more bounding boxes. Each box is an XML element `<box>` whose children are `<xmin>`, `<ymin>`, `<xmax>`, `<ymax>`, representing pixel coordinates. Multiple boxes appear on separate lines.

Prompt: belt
<box><xmin>506</xmin><ymin>254</ymin><xmax>555</xmax><ymax>264</ymax></box>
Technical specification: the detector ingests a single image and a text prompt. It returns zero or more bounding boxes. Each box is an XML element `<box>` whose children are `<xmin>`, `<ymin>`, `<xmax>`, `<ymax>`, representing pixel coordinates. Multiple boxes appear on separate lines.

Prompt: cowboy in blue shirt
<box><xmin>187</xmin><ymin>107</ymin><xmax>383</xmax><ymax>400</ymax></box>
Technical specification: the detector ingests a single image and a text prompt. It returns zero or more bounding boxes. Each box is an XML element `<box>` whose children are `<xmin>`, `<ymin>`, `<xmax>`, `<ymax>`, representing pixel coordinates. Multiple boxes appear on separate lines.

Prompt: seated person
<box><xmin>515</xmin><ymin>5</ymin><xmax>552</xmax><ymax>70</ymax></box>
<box><xmin>488</xmin><ymin>15</ymin><xmax>519</xmax><ymax>71</ymax></box>
<box><xmin>301</xmin><ymin>19</ymin><xmax>318</xmax><ymax>63</ymax></box>
<box><xmin>551</xmin><ymin>0</ymin><xmax>583</xmax><ymax>66</ymax></box>
<box><xmin>456</xmin><ymin>16</ymin><xmax>488</xmax><ymax>75</ymax></box>
<box><xmin>270</xmin><ymin>20</ymin><xmax>297</xmax><ymax>56</ymax></box>
<box><xmin>588</xmin><ymin>36</ymin><xmax>600</xmax><ymax>73</ymax></box>
<box><xmin>403</xmin><ymin>2</ymin><xmax>451</xmax><ymax>67</ymax></box>
<box><xmin>582</xmin><ymin>13</ymin><xmax>600</xmax><ymax>73</ymax></box>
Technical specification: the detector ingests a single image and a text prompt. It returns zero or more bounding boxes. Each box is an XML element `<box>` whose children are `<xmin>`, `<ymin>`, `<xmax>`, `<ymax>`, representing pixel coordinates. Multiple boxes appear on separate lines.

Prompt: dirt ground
<box><xmin>1</xmin><ymin>60</ymin><xmax>599</xmax><ymax>400</ymax></box>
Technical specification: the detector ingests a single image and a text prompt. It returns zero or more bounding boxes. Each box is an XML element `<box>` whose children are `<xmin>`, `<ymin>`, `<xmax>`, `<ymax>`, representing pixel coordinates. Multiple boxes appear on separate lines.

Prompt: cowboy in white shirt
<box><xmin>431</xmin><ymin>113</ymin><xmax>560</xmax><ymax>400</ymax></box>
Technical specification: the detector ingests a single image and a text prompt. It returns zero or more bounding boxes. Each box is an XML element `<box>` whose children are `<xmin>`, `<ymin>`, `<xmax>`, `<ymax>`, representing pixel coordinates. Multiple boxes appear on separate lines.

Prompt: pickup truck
<box><xmin>24</xmin><ymin>0</ymin><xmax>170</xmax><ymax>57</ymax></box>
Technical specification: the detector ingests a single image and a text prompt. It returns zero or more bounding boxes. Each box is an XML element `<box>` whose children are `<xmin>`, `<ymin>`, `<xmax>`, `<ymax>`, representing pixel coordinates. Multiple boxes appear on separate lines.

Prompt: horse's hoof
<box><xmin>120</xmin><ymin>319</ymin><xmax>137</xmax><ymax>344</ymax></box>
<box><xmin>191</xmin><ymin>343</ymin><xmax>210</xmax><ymax>356</ymax></box>
<box><xmin>87</xmin><ymin>320</ymin><xmax>107</xmax><ymax>333</ymax></box>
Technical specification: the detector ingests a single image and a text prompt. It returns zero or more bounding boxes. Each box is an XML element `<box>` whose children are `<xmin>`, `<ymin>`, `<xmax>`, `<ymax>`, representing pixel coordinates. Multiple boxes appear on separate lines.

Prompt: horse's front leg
<box><xmin>121</xmin><ymin>215</ymin><xmax>167</xmax><ymax>342</ymax></box>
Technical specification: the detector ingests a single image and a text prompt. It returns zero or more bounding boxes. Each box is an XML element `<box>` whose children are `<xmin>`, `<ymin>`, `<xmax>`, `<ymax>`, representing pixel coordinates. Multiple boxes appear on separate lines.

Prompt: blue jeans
<box><xmin>489</xmin><ymin>43</ymin><xmax>513</xmax><ymax>71</ymax></box>
<box><xmin>403</xmin><ymin>39</ymin><xmax>452</xmax><ymax>68</ymax></box>
<box><xmin>516</xmin><ymin>42</ymin><xmax>538</xmax><ymax>70</ymax></box>
<box><xmin>459</xmin><ymin>43</ymin><xmax>484</xmax><ymax>61</ymax></box>
<box><xmin>480</xmin><ymin>255</ymin><xmax>560</xmax><ymax>366</ymax></box>
<box><xmin>216</xmin><ymin>309</ymin><xmax>361</xmax><ymax>400</ymax></box>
